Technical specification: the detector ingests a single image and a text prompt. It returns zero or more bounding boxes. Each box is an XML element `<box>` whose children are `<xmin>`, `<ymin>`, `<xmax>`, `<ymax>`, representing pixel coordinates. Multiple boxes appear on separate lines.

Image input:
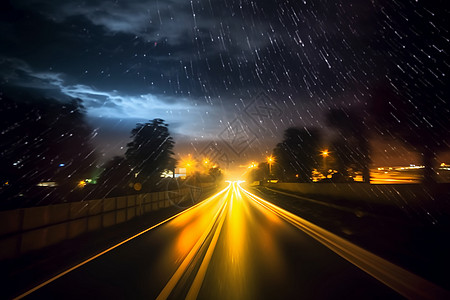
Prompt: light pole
<box><xmin>321</xmin><ymin>150</ymin><xmax>329</xmax><ymax>177</ymax></box>
<box><xmin>267</xmin><ymin>155</ymin><xmax>274</xmax><ymax>176</ymax></box>
<box><xmin>183</xmin><ymin>155</ymin><xmax>195</xmax><ymax>177</ymax></box>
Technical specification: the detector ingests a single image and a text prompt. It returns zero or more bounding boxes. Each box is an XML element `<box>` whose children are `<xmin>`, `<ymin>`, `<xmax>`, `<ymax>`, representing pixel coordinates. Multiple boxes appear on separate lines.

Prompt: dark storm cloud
<box><xmin>2</xmin><ymin>2</ymin><xmax>349</xmax><ymax>100</ymax></box>
<box><xmin>1</xmin><ymin>0</ymin><xmax>448</xmax><ymax>163</ymax></box>
<box><xmin>3</xmin><ymin>0</ymin><xmax>381</xmax><ymax>102</ymax></box>
<box><xmin>0</xmin><ymin>55</ymin><xmax>212</xmax><ymax>142</ymax></box>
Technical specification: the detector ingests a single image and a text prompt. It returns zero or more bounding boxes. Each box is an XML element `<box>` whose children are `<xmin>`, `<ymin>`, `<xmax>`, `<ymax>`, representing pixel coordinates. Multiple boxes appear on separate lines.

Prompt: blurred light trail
<box><xmin>158</xmin><ymin>181</ymin><xmax>447</xmax><ymax>299</ymax></box>
<box><xmin>13</xmin><ymin>183</ymin><xmax>232</xmax><ymax>300</ymax></box>
<box><xmin>238</xmin><ymin>183</ymin><xmax>449</xmax><ymax>300</ymax></box>
<box><xmin>17</xmin><ymin>182</ymin><xmax>448</xmax><ymax>299</ymax></box>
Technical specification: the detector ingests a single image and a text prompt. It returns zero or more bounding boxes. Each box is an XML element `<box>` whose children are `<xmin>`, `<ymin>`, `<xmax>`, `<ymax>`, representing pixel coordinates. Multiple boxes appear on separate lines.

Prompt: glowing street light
<box><xmin>181</xmin><ymin>155</ymin><xmax>196</xmax><ymax>175</ymax></box>
<box><xmin>321</xmin><ymin>149</ymin><xmax>329</xmax><ymax>176</ymax></box>
<box><xmin>267</xmin><ymin>155</ymin><xmax>274</xmax><ymax>175</ymax></box>
<box><xmin>77</xmin><ymin>180</ymin><xmax>86</xmax><ymax>188</ymax></box>
<box><xmin>248</xmin><ymin>161</ymin><xmax>257</xmax><ymax>169</ymax></box>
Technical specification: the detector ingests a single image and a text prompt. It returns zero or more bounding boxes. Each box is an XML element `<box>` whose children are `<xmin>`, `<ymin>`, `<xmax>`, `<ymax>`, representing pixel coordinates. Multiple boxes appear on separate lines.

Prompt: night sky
<box><xmin>1</xmin><ymin>0</ymin><xmax>448</xmax><ymax>167</ymax></box>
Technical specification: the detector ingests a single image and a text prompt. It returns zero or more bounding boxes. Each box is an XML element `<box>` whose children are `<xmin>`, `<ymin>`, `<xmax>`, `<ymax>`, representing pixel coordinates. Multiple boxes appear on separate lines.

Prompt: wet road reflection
<box><xmin>21</xmin><ymin>181</ymin><xmax>447</xmax><ymax>299</ymax></box>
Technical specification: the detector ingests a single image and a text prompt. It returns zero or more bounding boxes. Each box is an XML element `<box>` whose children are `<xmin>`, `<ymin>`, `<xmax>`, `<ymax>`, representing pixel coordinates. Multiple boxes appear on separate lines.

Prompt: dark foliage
<box><xmin>247</xmin><ymin>162</ymin><xmax>269</xmax><ymax>182</ymax></box>
<box><xmin>273</xmin><ymin>127</ymin><xmax>321</xmax><ymax>182</ymax></box>
<box><xmin>95</xmin><ymin>156</ymin><xmax>132</xmax><ymax>197</ymax></box>
<box><xmin>125</xmin><ymin>119</ymin><xmax>176</xmax><ymax>188</ymax></box>
<box><xmin>0</xmin><ymin>93</ymin><xmax>97</xmax><ymax>208</ymax></box>
<box><xmin>370</xmin><ymin>85</ymin><xmax>449</xmax><ymax>183</ymax></box>
<box><xmin>367</xmin><ymin>1</ymin><xmax>449</xmax><ymax>183</ymax></box>
<box><xmin>326</xmin><ymin>109</ymin><xmax>371</xmax><ymax>183</ymax></box>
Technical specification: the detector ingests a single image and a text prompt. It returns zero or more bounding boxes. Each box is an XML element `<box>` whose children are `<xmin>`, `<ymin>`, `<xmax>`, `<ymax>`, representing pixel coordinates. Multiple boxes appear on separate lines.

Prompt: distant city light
<box><xmin>36</xmin><ymin>181</ymin><xmax>57</xmax><ymax>187</ymax></box>
<box><xmin>133</xmin><ymin>182</ymin><xmax>142</xmax><ymax>191</ymax></box>
<box><xmin>161</xmin><ymin>170</ymin><xmax>174</xmax><ymax>178</ymax></box>
<box><xmin>77</xmin><ymin>180</ymin><xmax>86</xmax><ymax>188</ymax></box>
<box><xmin>248</xmin><ymin>161</ymin><xmax>257</xmax><ymax>168</ymax></box>
<box><xmin>174</xmin><ymin>168</ymin><xmax>187</xmax><ymax>178</ymax></box>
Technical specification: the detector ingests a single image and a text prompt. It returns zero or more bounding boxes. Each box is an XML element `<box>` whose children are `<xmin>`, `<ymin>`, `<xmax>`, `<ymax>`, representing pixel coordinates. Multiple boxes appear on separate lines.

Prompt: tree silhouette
<box><xmin>125</xmin><ymin>119</ymin><xmax>176</xmax><ymax>188</ymax></box>
<box><xmin>95</xmin><ymin>156</ymin><xmax>132</xmax><ymax>197</ymax></box>
<box><xmin>370</xmin><ymin>86</ymin><xmax>449</xmax><ymax>183</ymax></box>
<box><xmin>247</xmin><ymin>162</ymin><xmax>269</xmax><ymax>182</ymax></box>
<box><xmin>273</xmin><ymin>127</ymin><xmax>321</xmax><ymax>182</ymax></box>
<box><xmin>326</xmin><ymin>109</ymin><xmax>371</xmax><ymax>183</ymax></box>
<box><xmin>0</xmin><ymin>93</ymin><xmax>97</xmax><ymax>207</ymax></box>
<box><xmin>367</xmin><ymin>2</ymin><xmax>449</xmax><ymax>183</ymax></box>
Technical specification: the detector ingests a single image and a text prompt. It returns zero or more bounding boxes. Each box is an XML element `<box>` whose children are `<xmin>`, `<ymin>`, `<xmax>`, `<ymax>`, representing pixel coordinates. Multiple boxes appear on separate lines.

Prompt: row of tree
<box><xmin>269</xmin><ymin>109</ymin><xmax>370</xmax><ymax>183</ymax></box>
<box><xmin>0</xmin><ymin>91</ymin><xmax>180</xmax><ymax>208</ymax></box>
<box><xmin>95</xmin><ymin>119</ymin><xmax>176</xmax><ymax>197</ymax></box>
<box><xmin>250</xmin><ymin>85</ymin><xmax>449</xmax><ymax>184</ymax></box>
<box><xmin>0</xmin><ymin>93</ymin><xmax>97</xmax><ymax>208</ymax></box>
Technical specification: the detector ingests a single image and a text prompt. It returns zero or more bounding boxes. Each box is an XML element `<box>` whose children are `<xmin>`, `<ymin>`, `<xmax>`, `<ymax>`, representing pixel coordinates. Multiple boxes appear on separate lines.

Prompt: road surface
<box><xmin>18</xmin><ymin>182</ymin><xmax>446</xmax><ymax>299</ymax></box>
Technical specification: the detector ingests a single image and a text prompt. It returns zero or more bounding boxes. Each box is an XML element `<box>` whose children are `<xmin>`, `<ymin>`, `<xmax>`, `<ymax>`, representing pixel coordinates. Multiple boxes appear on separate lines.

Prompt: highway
<box><xmin>18</xmin><ymin>181</ymin><xmax>446</xmax><ymax>299</ymax></box>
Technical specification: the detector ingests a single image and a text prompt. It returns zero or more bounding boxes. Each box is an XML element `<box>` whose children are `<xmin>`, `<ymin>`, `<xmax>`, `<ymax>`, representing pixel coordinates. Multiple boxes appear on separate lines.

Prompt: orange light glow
<box><xmin>248</xmin><ymin>161</ymin><xmax>257</xmax><ymax>168</ymax></box>
<box><xmin>180</xmin><ymin>155</ymin><xmax>196</xmax><ymax>174</ymax></box>
<box><xmin>77</xmin><ymin>180</ymin><xmax>86</xmax><ymax>188</ymax></box>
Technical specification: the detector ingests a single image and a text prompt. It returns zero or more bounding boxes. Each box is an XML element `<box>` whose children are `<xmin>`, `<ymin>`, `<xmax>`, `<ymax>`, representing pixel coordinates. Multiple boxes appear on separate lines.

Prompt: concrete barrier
<box><xmin>116</xmin><ymin>209</ymin><xmax>126</xmax><ymax>224</ymax></box>
<box><xmin>265</xmin><ymin>182</ymin><xmax>439</xmax><ymax>207</ymax></box>
<box><xmin>68</xmin><ymin>218</ymin><xmax>87</xmax><ymax>239</ymax></box>
<box><xmin>0</xmin><ymin>210</ymin><xmax>21</xmax><ymax>236</ymax></box>
<box><xmin>0</xmin><ymin>185</ymin><xmax>214</xmax><ymax>261</ymax></box>
<box><xmin>69</xmin><ymin>202</ymin><xmax>89</xmax><ymax>220</ymax></box>
<box><xmin>88</xmin><ymin>215</ymin><xmax>102</xmax><ymax>232</ymax></box>
<box><xmin>0</xmin><ymin>235</ymin><xmax>17</xmax><ymax>260</ymax></box>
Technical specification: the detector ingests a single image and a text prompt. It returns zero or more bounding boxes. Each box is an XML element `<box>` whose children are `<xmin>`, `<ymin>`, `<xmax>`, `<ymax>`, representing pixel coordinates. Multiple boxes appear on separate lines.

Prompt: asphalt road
<box><xmin>18</xmin><ymin>182</ymin><xmax>446</xmax><ymax>299</ymax></box>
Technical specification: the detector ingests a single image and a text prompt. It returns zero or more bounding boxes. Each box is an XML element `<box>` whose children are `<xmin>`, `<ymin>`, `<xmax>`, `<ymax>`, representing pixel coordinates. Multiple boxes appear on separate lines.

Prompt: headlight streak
<box><xmin>14</xmin><ymin>183</ymin><xmax>232</xmax><ymax>300</ymax></box>
<box><xmin>156</xmin><ymin>184</ymin><xmax>231</xmax><ymax>300</ymax></box>
<box><xmin>15</xmin><ymin>181</ymin><xmax>449</xmax><ymax>300</ymax></box>
<box><xmin>158</xmin><ymin>181</ymin><xmax>253</xmax><ymax>299</ymax></box>
<box><xmin>237</xmin><ymin>182</ymin><xmax>449</xmax><ymax>300</ymax></box>
<box><xmin>221</xmin><ymin>181</ymin><xmax>254</xmax><ymax>299</ymax></box>
<box><xmin>185</xmin><ymin>191</ymin><xmax>229</xmax><ymax>299</ymax></box>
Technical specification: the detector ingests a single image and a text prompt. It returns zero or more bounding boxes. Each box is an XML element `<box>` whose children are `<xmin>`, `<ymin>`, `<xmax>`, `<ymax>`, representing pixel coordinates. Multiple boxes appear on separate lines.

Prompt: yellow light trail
<box><xmin>15</xmin><ymin>181</ymin><xmax>448</xmax><ymax>299</ymax></box>
<box><xmin>14</xmin><ymin>183</ymin><xmax>232</xmax><ymax>300</ymax></box>
<box><xmin>158</xmin><ymin>180</ymin><xmax>448</xmax><ymax>299</ymax></box>
<box><xmin>156</xmin><ymin>194</ymin><xmax>228</xmax><ymax>300</ymax></box>
<box><xmin>156</xmin><ymin>180</ymin><xmax>254</xmax><ymax>299</ymax></box>
<box><xmin>237</xmin><ymin>182</ymin><xmax>449</xmax><ymax>300</ymax></box>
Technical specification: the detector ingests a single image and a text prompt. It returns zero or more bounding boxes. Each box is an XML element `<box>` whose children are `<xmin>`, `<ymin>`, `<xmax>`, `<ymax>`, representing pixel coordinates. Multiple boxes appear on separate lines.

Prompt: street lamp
<box><xmin>267</xmin><ymin>155</ymin><xmax>274</xmax><ymax>175</ymax></box>
<box><xmin>182</xmin><ymin>155</ymin><xmax>195</xmax><ymax>176</ymax></box>
<box><xmin>321</xmin><ymin>150</ymin><xmax>329</xmax><ymax>177</ymax></box>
